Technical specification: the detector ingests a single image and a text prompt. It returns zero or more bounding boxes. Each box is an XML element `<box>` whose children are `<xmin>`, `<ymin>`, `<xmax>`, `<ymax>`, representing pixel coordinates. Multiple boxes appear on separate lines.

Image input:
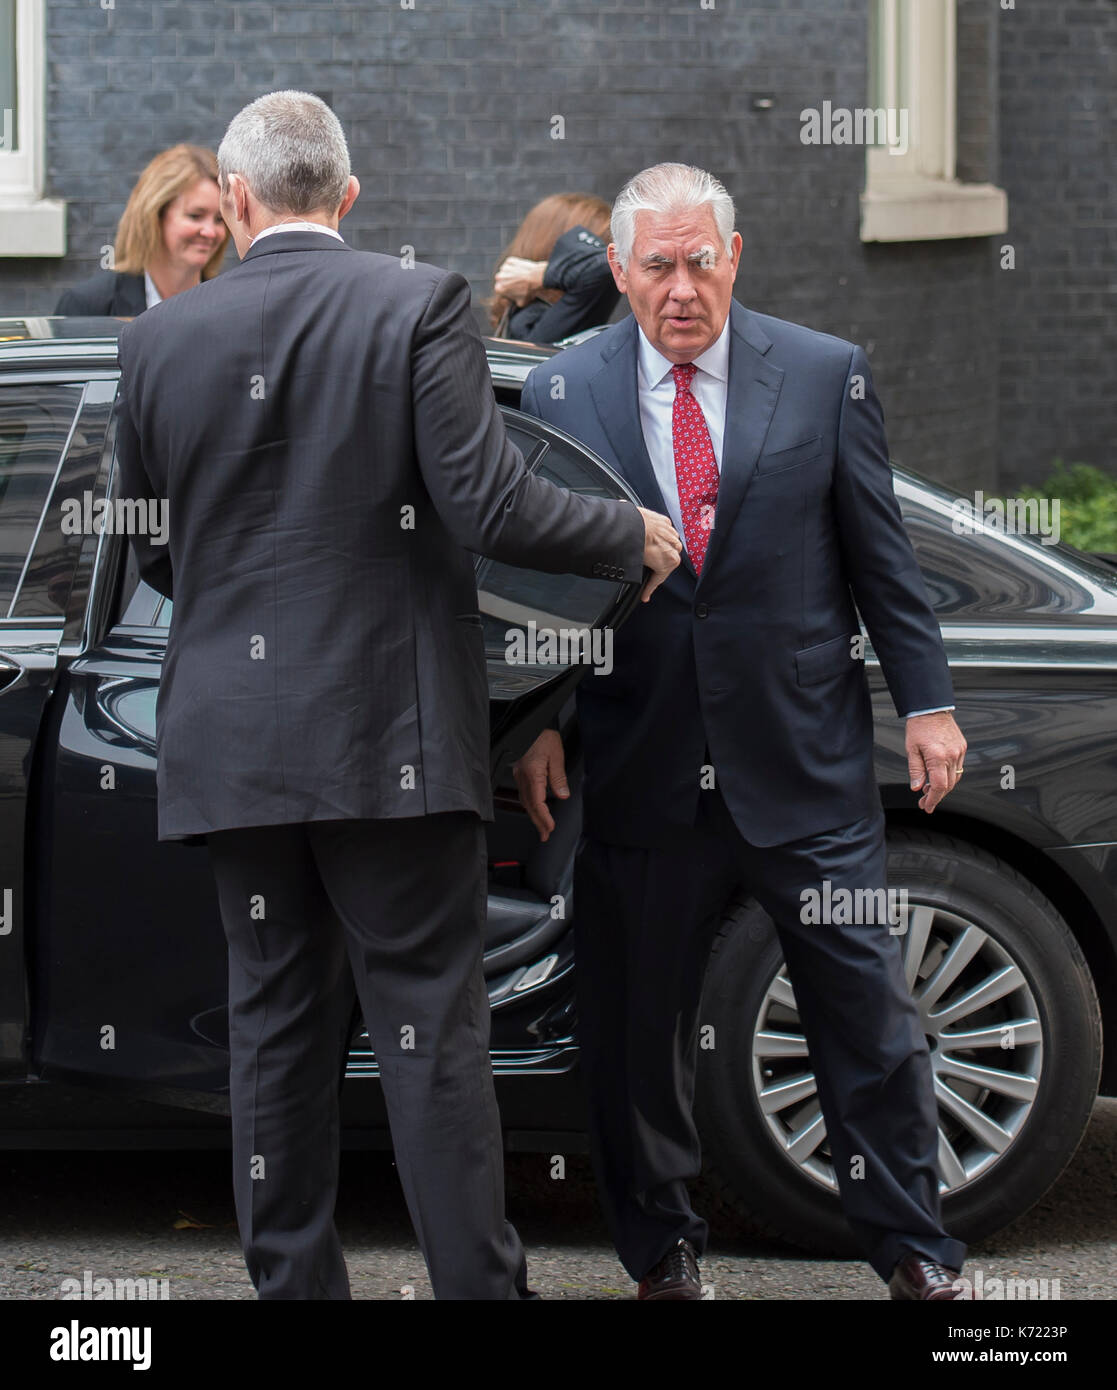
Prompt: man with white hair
<box><xmin>113</xmin><ymin>94</ymin><xmax>680</xmax><ymax>1300</ymax></box>
<box><xmin>515</xmin><ymin>163</ymin><xmax>968</xmax><ymax>1300</ymax></box>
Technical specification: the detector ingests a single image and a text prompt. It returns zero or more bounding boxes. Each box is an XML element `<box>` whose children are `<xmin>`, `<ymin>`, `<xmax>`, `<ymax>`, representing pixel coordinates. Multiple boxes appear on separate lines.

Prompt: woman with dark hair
<box><xmin>489</xmin><ymin>191</ymin><xmax>620</xmax><ymax>344</ymax></box>
<box><xmin>55</xmin><ymin>144</ymin><xmax>228</xmax><ymax>317</ymax></box>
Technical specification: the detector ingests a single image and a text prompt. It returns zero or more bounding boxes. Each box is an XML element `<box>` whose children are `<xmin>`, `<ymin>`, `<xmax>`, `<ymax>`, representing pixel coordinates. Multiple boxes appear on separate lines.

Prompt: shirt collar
<box><xmin>143</xmin><ymin>270</ymin><xmax>163</xmax><ymax>308</ymax></box>
<box><xmin>249</xmin><ymin>221</ymin><xmax>345</xmax><ymax>248</ymax></box>
<box><xmin>636</xmin><ymin>314</ymin><xmax>731</xmax><ymax>391</ymax></box>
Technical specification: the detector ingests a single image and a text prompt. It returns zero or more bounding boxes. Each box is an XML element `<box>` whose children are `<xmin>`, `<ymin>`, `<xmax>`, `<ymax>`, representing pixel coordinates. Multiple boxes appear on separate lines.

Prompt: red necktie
<box><xmin>670</xmin><ymin>362</ymin><xmax>719</xmax><ymax>575</ymax></box>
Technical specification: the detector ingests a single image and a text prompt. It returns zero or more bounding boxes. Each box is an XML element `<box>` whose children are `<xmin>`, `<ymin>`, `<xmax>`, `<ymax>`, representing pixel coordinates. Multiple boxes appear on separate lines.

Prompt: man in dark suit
<box><xmin>114</xmin><ymin>92</ymin><xmax>680</xmax><ymax>1300</ymax></box>
<box><xmin>515</xmin><ymin>162</ymin><xmax>968</xmax><ymax>1300</ymax></box>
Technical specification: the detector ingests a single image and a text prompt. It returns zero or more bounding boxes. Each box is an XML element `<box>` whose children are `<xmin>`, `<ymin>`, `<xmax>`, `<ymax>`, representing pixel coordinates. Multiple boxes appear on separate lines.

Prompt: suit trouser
<box><xmin>206</xmin><ymin>812</ymin><xmax>530</xmax><ymax>1300</ymax></box>
<box><xmin>573</xmin><ymin>785</ymin><xmax>967</xmax><ymax>1283</ymax></box>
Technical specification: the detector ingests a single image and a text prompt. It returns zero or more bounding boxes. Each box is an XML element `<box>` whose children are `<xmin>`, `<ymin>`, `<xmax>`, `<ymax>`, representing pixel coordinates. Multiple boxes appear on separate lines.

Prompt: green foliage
<box><xmin>999</xmin><ymin>461</ymin><xmax>1117</xmax><ymax>554</ymax></box>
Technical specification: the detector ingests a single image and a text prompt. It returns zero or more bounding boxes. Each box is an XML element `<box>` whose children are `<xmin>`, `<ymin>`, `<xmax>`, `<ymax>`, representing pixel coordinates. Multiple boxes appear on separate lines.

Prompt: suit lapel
<box><xmin>587</xmin><ymin>318</ymin><xmax>671</xmax><ymax>520</ymax></box>
<box><xmin>698</xmin><ymin>302</ymin><xmax>784</xmax><ymax>583</ymax></box>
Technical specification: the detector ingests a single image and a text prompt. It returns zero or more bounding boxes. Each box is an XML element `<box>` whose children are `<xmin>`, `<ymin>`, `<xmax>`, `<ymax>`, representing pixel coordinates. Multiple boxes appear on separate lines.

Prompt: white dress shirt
<box><xmin>143</xmin><ymin>271</ymin><xmax>163</xmax><ymax>309</ymax></box>
<box><xmin>249</xmin><ymin>221</ymin><xmax>344</xmax><ymax>248</ymax></box>
<box><xmin>633</xmin><ymin>317</ymin><xmax>951</xmax><ymax>721</ymax></box>
<box><xmin>636</xmin><ymin>317</ymin><xmax>729</xmax><ymax>543</ymax></box>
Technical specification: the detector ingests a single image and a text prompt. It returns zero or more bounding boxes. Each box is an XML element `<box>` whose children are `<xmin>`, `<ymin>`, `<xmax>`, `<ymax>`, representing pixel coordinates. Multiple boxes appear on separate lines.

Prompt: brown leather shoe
<box><xmin>637</xmin><ymin>1239</ymin><xmax>702</xmax><ymax>1300</ymax></box>
<box><xmin>889</xmin><ymin>1252</ymin><xmax>962</xmax><ymax>1300</ymax></box>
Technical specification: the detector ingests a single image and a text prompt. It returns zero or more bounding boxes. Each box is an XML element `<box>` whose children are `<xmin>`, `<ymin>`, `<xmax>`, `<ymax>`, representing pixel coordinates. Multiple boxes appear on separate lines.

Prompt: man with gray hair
<box><xmin>113</xmin><ymin>93</ymin><xmax>680</xmax><ymax>1300</ymax></box>
<box><xmin>515</xmin><ymin>162</ymin><xmax>968</xmax><ymax>1300</ymax></box>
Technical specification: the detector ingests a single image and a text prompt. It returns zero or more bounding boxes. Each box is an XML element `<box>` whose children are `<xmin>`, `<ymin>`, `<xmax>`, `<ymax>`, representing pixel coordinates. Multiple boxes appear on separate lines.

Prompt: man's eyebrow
<box><xmin>637</xmin><ymin>247</ymin><xmax>720</xmax><ymax>268</ymax></box>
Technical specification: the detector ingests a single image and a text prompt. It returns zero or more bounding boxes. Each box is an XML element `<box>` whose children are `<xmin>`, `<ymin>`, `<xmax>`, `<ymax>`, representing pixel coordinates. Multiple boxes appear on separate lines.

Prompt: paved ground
<box><xmin>1</xmin><ymin>1099</ymin><xmax>1113</xmax><ymax>1301</ymax></box>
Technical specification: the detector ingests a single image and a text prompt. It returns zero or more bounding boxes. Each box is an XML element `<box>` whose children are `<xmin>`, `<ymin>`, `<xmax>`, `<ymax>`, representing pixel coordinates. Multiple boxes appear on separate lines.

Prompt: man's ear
<box><xmin>337</xmin><ymin>175</ymin><xmax>360</xmax><ymax>221</ymax></box>
<box><xmin>228</xmin><ymin>173</ymin><xmax>251</xmax><ymax>226</ymax></box>
<box><xmin>728</xmin><ymin>230</ymin><xmax>743</xmax><ymax>282</ymax></box>
<box><xmin>607</xmin><ymin>243</ymin><xmax>627</xmax><ymax>294</ymax></box>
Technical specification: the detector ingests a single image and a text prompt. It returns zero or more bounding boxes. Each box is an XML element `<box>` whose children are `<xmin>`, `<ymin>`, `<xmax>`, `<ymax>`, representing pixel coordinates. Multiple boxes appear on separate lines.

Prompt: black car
<box><xmin>0</xmin><ymin>317</ymin><xmax>1114</xmax><ymax>1257</ymax></box>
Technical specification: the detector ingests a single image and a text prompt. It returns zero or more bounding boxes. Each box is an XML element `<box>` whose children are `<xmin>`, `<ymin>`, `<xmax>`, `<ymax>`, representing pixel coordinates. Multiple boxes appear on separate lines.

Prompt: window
<box><xmin>0</xmin><ymin>382</ymin><xmax>83</xmax><ymax>615</ymax></box>
<box><xmin>476</xmin><ymin>415</ymin><xmax>635</xmax><ymax>700</ymax></box>
<box><xmin>0</xmin><ymin>0</ymin><xmax>65</xmax><ymax>256</ymax></box>
<box><xmin>861</xmin><ymin>0</ymin><xmax>1007</xmax><ymax>242</ymax></box>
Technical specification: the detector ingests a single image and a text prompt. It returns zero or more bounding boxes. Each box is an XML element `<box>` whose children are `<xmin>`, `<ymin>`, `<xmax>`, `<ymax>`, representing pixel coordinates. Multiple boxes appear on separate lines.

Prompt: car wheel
<box><xmin>695</xmin><ymin>829</ymin><xmax>1102</xmax><ymax>1255</ymax></box>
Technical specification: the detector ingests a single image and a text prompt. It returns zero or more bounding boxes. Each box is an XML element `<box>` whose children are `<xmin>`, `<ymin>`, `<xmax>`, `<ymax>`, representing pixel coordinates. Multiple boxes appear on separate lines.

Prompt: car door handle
<box><xmin>0</xmin><ymin>650</ymin><xmax>56</xmax><ymax>695</ymax></box>
<box><xmin>0</xmin><ymin>656</ymin><xmax>22</xmax><ymax>694</ymax></box>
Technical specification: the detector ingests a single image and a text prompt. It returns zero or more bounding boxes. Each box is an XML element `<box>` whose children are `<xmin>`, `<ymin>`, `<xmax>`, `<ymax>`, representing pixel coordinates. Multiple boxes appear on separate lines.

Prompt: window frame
<box><xmin>861</xmin><ymin>0</ymin><xmax>1007</xmax><ymax>243</ymax></box>
<box><xmin>0</xmin><ymin>0</ymin><xmax>66</xmax><ymax>257</ymax></box>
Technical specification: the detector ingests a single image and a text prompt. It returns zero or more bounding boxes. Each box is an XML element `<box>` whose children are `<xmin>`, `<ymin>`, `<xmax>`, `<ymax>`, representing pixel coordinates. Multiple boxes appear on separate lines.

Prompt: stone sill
<box><xmin>0</xmin><ymin>198</ymin><xmax>67</xmax><ymax>256</ymax></box>
<box><xmin>860</xmin><ymin>178</ymin><xmax>1008</xmax><ymax>243</ymax></box>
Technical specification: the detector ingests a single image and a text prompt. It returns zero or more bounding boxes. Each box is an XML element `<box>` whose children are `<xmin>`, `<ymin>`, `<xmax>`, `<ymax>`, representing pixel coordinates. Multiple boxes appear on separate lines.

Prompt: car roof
<box><xmin>0</xmin><ymin>316</ymin><xmax>558</xmax><ymax>386</ymax></box>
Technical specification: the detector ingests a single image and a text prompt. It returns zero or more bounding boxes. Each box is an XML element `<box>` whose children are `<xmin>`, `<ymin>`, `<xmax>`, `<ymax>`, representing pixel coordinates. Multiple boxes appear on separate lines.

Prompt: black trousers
<box><xmin>573</xmin><ymin>785</ymin><xmax>967</xmax><ymax>1283</ymax></box>
<box><xmin>207</xmin><ymin>812</ymin><xmax>530</xmax><ymax>1300</ymax></box>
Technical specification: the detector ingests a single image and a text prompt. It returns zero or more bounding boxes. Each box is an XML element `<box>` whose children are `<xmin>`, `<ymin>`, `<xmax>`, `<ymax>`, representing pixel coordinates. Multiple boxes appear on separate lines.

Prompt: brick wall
<box><xmin>1</xmin><ymin>1</ymin><xmax>1108</xmax><ymax>492</ymax></box>
<box><xmin>996</xmin><ymin>0</ymin><xmax>1116</xmax><ymax>489</ymax></box>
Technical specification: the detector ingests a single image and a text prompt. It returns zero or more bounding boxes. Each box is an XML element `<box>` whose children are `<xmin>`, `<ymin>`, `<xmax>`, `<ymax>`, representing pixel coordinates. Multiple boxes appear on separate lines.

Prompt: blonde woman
<box><xmin>55</xmin><ymin>144</ymin><xmax>227</xmax><ymax>316</ymax></box>
<box><xmin>490</xmin><ymin>191</ymin><xmax>619</xmax><ymax>344</ymax></box>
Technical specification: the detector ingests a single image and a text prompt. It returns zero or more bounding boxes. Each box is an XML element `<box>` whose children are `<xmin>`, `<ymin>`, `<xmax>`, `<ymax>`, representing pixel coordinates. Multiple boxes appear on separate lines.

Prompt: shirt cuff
<box><xmin>904</xmin><ymin>706</ymin><xmax>955</xmax><ymax>717</ymax></box>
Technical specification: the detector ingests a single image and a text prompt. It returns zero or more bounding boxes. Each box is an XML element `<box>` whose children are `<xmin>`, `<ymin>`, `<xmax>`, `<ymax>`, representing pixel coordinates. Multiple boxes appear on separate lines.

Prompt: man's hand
<box><xmin>494</xmin><ymin>256</ymin><xmax>548</xmax><ymax>306</ymax></box>
<box><xmin>637</xmin><ymin>507</ymin><xmax>682</xmax><ymax>601</ymax></box>
<box><xmin>513</xmin><ymin>729</ymin><xmax>568</xmax><ymax>841</ymax></box>
<box><xmin>906</xmin><ymin>711</ymin><xmax>967</xmax><ymax>813</ymax></box>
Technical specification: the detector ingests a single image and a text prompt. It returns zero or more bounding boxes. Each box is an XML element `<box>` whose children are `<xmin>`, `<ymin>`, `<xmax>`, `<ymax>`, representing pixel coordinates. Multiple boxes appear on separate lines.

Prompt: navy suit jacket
<box><xmin>519</xmin><ymin>301</ymin><xmax>954</xmax><ymax>848</ymax></box>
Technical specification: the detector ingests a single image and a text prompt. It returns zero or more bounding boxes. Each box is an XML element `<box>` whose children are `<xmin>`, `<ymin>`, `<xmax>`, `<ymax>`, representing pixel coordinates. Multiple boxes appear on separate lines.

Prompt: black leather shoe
<box><xmin>637</xmin><ymin>1238</ymin><xmax>702</xmax><ymax>1300</ymax></box>
<box><xmin>889</xmin><ymin>1252</ymin><xmax>962</xmax><ymax>1300</ymax></box>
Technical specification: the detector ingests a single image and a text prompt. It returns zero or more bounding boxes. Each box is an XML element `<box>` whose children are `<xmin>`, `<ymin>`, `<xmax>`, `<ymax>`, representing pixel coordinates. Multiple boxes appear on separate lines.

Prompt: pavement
<box><xmin>0</xmin><ymin>1099</ymin><xmax>1113</xmax><ymax>1301</ymax></box>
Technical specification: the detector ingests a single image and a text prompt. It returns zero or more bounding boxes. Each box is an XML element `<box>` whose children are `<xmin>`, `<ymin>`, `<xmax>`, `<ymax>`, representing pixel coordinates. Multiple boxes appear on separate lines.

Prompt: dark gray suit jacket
<box><xmin>114</xmin><ymin>229</ymin><xmax>644</xmax><ymax>840</ymax></box>
<box><xmin>521</xmin><ymin>302</ymin><xmax>953</xmax><ymax>848</ymax></box>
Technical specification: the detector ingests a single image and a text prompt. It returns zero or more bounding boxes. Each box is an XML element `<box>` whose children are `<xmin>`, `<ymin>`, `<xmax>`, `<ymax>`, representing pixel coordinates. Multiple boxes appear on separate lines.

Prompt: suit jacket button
<box><xmin>616</xmin><ymin>568</ymin><xmax>624</xmax><ymax>579</ymax></box>
<box><xmin>592</xmin><ymin>564</ymin><xmax>601</xmax><ymax>575</ymax></box>
<box><xmin>695</xmin><ymin>603</ymin><xmax>709</xmax><ymax>618</ymax></box>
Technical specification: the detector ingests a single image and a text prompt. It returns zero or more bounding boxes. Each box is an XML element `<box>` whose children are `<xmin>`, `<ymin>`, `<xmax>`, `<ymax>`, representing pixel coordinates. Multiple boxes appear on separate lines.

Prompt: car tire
<box><xmin>695</xmin><ymin>829</ymin><xmax>1102</xmax><ymax>1256</ymax></box>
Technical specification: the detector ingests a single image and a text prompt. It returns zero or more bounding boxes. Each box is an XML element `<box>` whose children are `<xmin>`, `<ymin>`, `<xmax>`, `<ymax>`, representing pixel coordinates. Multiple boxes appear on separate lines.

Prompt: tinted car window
<box><xmin>0</xmin><ymin>383</ymin><xmax>83</xmax><ymax>616</ymax></box>
<box><xmin>896</xmin><ymin>472</ymin><xmax>1117</xmax><ymax>619</ymax></box>
<box><xmin>476</xmin><ymin>418</ymin><xmax>634</xmax><ymax>698</ymax></box>
<box><xmin>13</xmin><ymin>382</ymin><xmax>116</xmax><ymax>625</ymax></box>
<box><xmin>151</xmin><ymin>415</ymin><xmax>639</xmax><ymax>698</ymax></box>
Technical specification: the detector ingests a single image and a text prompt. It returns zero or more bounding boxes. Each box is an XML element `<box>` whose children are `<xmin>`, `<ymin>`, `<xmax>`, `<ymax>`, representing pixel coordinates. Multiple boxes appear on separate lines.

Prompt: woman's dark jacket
<box><xmin>505</xmin><ymin>225</ymin><xmax>619</xmax><ymax>344</ymax></box>
<box><xmin>55</xmin><ymin>270</ymin><xmax>147</xmax><ymax>317</ymax></box>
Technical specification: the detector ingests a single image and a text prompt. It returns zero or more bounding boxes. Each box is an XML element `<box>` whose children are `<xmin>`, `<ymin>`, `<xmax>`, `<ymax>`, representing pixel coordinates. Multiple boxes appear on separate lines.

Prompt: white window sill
<box><xmin>860</xmin><ymin>177</ymin><xmax>1007</xmax><ymax>243</ymax></box>
<box><xmin>0</xmin><ymin>197</ymin><xmax>67</xmax><ymax>256</ymax></box>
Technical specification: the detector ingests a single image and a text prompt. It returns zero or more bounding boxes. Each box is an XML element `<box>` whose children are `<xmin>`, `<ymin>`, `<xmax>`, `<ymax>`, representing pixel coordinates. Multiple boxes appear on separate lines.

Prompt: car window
<box><xmin>896</xmin><ymin>476</ymin><xmax>1114</xmax><ymax>618</ymax></box>
<box><xmin>0</xmin><ymin>382</ymin><xmax>83</xmax><ymax>617</ymax></box>
<box><xmin>149</xmin><ymin>413</ymin><xmax>640</xmax><ymax>697</ymax></box>
<box><xmin>477</xmin><ymin>417</ymin><xmax>637</xmax><ymax>698</ymax></box>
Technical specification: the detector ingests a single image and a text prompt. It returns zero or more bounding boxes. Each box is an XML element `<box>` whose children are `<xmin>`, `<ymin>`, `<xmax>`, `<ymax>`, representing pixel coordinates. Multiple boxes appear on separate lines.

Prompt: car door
<box><xmin>0</xmin><ymin>374</ymin><xmax>113</xmax><ymax>1081</ymax></box>
<box><xmin>30</xmin><ymin>404</ymin><xmax>642</xmax><ymax>1101</ymax></box>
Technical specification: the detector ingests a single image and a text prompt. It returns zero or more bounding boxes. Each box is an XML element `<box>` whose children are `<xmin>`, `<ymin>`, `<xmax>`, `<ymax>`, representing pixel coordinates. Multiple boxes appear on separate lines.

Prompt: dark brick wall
<box><xmin>996</xmin><ymin>0</ymin><xmax>1116</xmax><ymax>489</ymax></box>
<box><xmin>1</xmin><ymin>1</ymin><xmax>1106</xmax><ymax>493</ymax></box>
